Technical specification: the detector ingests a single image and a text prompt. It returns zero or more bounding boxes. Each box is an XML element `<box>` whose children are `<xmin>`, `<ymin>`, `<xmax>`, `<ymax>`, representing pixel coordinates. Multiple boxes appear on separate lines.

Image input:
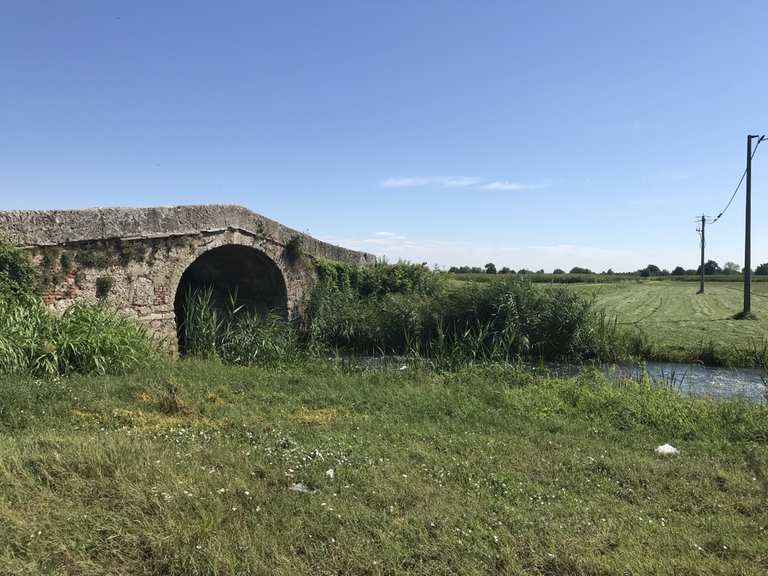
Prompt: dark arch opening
<box><xmin>174</xmin><ymin>245</ymin><xmax>288</xmax><ymax>353</ymax></box>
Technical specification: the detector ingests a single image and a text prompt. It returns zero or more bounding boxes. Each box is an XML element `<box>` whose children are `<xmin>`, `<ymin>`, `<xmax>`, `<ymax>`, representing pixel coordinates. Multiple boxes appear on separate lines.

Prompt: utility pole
<box><xmin>697</xmin><ymin>214</ymin><xmax>706</xmax><ymax>294</ymax></box>
<box><xmin>743</xmin><ymin>134</ymin><xmax>767</xmax><ymax>316</ymax></box>
<box><xmin>743</xmin><ymin>135</ymin><xmax>757</xmax><ymax>316</ymax></box>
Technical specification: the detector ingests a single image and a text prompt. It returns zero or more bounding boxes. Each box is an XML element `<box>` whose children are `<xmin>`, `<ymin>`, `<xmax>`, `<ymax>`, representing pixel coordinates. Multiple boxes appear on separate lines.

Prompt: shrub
<box><xmin>314</xmin><ymin>259</ymin><xmax>442</xmax><ymax>298</ymax></box>
<box><xmin>307</xmin><ymin>265</ymin><xmax>620</xmax><ymax>363</ymax></box>
<box><xmin>285</xmin><ymin>234</ymin><xmax>305</xmax><ymax>264</ymax></box>
<box><xmin>95</xmin><ymin>276</ymin><xmax>113</xmax><ymax>300</ymax></box>
<box><xmin>426</xmin><ymin>279</ymin><xmax>599</xmax><ymax>362</ymax></box>
<box><xmin>0</xmin><ymin>242</ymin><xmax>37</xmax><ymax>299</ymax></box>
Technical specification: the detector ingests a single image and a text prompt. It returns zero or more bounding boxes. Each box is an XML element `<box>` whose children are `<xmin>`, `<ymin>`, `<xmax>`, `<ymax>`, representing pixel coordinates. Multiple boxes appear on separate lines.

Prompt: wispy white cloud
<box><xmin>480</xmin><ymin>180</ymin><xmax>546</xmax><ymax>191</ymax></box>
<box><xmin>443</xmin><ymin>176</ymin><xmax>483</xmax><ymax>188</ymax></box>
<box><xmin>380</xmin><ymin>176</ymin><xmax>482</xmax><ymax>189</ymax></box>
<box><xmin>380</xmin><ymin>177</ymin><xmax>436</xmax><ymax>188</ymax></box>
<box><xmin>380</xmin><ymin>176</ymin><xmax>546</xmax><ymax>191</ymax></box>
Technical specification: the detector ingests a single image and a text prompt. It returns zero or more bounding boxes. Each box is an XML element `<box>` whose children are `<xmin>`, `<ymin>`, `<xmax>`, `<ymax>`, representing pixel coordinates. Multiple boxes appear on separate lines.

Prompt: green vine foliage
<box><xmin>0</xmin><ymin>242</ymin><xmax>38</xmax><ymax>300</ymax></box>
<box><xmin>284</xmin><ymin>235</ymin><xmax>306</xmax><ymax>265</ymax></box>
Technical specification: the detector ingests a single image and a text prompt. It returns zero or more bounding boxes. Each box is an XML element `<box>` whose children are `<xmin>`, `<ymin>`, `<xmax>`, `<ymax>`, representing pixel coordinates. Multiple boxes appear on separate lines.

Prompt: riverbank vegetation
<box><xmin>303</xmin><ymin>260</ymin><xmax>648</xmax><ymax>366</ymax></box>
<box><xmin>171</xmin><ymin>260</ymin><xmax>650</xmax><ymax>371</ymax></box>
<box><xmin>174</xmin><ymin>259</ymin><xmax>767</xmax><ymax>370</ymax></box>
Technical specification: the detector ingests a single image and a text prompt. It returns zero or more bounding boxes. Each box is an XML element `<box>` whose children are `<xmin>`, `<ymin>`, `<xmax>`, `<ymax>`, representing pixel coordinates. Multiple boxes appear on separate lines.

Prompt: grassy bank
<box><xmin>1</xmin><ymin>359</ymin><xmax>766</xmax><ymax>575</ymax></box>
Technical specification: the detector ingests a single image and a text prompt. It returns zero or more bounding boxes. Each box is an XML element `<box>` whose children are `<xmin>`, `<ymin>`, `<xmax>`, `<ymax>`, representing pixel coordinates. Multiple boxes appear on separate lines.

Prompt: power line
<box><xmin>711</xmin><ymin>135</ymin><xmax>765</xmax><ymax>224</ymax></box>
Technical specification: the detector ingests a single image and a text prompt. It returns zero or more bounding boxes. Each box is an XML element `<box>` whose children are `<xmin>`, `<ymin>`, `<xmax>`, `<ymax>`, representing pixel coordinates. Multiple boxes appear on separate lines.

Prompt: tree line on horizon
<box><xmin>448</xmin><ymin>260</ymin><xmax>768</xmax><ymax>276</ymax></box>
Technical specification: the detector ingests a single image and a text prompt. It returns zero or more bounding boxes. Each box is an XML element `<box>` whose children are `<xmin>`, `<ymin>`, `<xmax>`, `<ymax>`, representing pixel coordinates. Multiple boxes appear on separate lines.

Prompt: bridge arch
<box><xmin>0</xmin><ymin>205</ymin><xmax>375</xmax><ymax>344</ymax></box>
<box><xmin>172</xmin><ymin>242</ymin><xmax>288</xmax><ymax>352</ymax></box>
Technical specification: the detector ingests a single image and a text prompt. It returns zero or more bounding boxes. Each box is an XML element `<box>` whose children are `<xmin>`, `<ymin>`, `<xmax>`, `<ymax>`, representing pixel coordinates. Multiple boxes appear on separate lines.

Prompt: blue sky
<box><xmin>2</xmin><ymin>1</ymin><xmax>767</xmax><ymax>271</ymax></box>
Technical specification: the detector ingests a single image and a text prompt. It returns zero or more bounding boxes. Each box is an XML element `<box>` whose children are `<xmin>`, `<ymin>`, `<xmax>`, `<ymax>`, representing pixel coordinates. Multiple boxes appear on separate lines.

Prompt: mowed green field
<box><xmin>572</xmin><ymin>281</ymin><xmax>768</xmax><ymax>364</ymax></box>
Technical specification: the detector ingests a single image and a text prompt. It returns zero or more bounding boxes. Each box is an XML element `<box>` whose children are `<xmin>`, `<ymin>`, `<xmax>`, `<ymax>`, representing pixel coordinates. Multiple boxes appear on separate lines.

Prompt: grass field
<box><xmin>580</xmin><ymin>281</ymin><xmax>768</xmax><ymax>365</ymax></box>
<box><xmin>1</xmin><ymin>359</ymin><xmax>767</xmax><ymax>575</ymax></box>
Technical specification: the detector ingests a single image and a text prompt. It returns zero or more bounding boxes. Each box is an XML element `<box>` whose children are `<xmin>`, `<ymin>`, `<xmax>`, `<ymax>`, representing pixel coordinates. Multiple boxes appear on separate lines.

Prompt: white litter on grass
<box><xmin>326</xmin><ymin>468</ymin><xmax>335</xmax><ymax>479</ymax></box>
<box><xmin>655</xmin><ymin>444</ymin><xmax>680</xmax><ymax>457</ymax></box>
<box><xmin>399</xmin><ymin>365</ymin><xmax>408</xmax><ymax>371</ymax></box>
<box><xmin>289</xmin><ymin>482</ymin><xmax>316</xmax><ymax>494</ymax></box>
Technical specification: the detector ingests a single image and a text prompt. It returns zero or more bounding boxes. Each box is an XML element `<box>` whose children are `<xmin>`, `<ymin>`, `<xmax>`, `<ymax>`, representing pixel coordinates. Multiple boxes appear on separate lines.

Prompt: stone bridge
<box><xmin>0</xmin><ymin>205</ymin><xmax>374</xmax><ymax>345</ymax></box>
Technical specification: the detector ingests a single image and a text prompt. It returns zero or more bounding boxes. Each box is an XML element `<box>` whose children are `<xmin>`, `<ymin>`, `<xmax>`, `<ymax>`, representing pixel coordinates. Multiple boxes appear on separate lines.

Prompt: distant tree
<box><xmin>553</xmin><ymin>268</ymin><xmax>565</xmax><ymax>275</ymax></box>
<box><xmin>518</xmin><ymin>268</ymin><xmax>532</xmax><ymax>275</ymax></box>
<box><xmin>484</xmin><ymin>262</ymin><xmax>497</xmax><ymax>274</ymax></box>
<box><xmin>671</xmin><ymin>266</ymin><xmax>686</xmax><ymax>276</ymax></box>
<box><xmin>536</xmin><ymin>269</ymin><xmax>544</xmax><ymax>274</ymax></box>
<box><xmin>696</xmin><ymin>260</ymin><xmax>721</xmax><ymax>275</ymax></box>
<box><xmin>604</xmin><ymin>269</ymin><xmax>615</xmax><ymax>275</ymax></box>
<box><xmin>470</xmin><ymin>266</ymin><xmax>482</xmax><ymax>274</ymax></box>
<box><xmin>569</xmin><ymin>266</ymin><xmax>593</xmax><ymax>274</ymax></box>
<box><xmin>499</xmin><ymin>267</ymin><xmax>512</xmax><ymax>274</ymax></box>
<box><xmin>448</xmin><ymin>266</ymin><xmax>460</xmax><ymax>273</ymax></box>
<box><xmin>755</xmin><ymin>263</ymin><xmax>768</xmax><ymax>276</ymax></box>
<box><xmin>638</xmin><ymin>264</ymin><xmax>661</xmax><ymax>277</ymax></box>
<box><xmin>723</xmin><ymin>261</ymin><xmax>741</xmax><ymax>275</ymax></box>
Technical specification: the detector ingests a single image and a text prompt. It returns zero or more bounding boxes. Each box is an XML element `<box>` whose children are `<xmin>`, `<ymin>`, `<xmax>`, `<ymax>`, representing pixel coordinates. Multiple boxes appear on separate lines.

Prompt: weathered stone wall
<box><xmin>0</xmin><ymin>205</ymin><xmax>375</xmax><ymax>343</ymax></box>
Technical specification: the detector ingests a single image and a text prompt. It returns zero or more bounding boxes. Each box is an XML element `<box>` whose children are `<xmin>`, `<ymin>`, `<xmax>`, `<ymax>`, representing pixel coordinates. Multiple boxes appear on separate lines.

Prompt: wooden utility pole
<box><xmin>743</xmin><ymin>135</ymin><xmax>756</xmax><ymax>316</ymax></box>
<box><xmin>697</xmin><ymin>214</ymin><xmax>706</xmax><ymax>294</ymax></box>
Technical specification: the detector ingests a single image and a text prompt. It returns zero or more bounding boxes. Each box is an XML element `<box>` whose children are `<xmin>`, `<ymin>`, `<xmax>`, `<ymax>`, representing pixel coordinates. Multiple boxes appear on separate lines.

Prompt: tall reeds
<box><xmin>305</xmin><ymin>264</ymin><xmax>634</xmax><ymax>364</ymax></box>
<box><xmin>178</xmin><ymin>286</ymin><xmax>300</xmax><ymax>366</ymax></box>
<box><xmin>0</xmin><ymin>296</ymin><xmax>159</xmax><ymax>376</ymax></box>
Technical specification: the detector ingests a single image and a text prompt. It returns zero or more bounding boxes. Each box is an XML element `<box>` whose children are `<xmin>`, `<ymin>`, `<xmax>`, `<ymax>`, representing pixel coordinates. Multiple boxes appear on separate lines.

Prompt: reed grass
<box><xmin>178</xmin><ymin>286</ymin><xmax>301</xmax><ymax>366</ymax></box>
<box><xmin>305</xmin><ymin>269</ymin><xmax>644</xmax><ymax>365</ymax></box>
<box><xmin>0</xmin><ymin>296</ymin><xmax>160</xmax><ymax>376</ymax></box>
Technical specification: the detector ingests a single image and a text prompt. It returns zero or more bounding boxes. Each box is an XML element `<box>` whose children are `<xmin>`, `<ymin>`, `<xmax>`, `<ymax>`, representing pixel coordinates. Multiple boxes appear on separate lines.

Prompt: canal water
<box><xmin>597</xmin><ymin>361</ymin><xmax>766</xmax><ymax>401</ymax></box>
<box><xmin>343</xmin><ymin>356</ymin><xmax>766</xmax><ymax>401</ymax></box>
